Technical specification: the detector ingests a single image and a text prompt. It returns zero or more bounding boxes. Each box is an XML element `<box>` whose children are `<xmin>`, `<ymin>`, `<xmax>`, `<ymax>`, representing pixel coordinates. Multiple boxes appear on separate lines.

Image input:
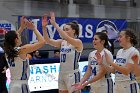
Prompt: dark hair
<box><xmin>4</xmin><ymin>31</ymin><xmax>19</xmax><ymax>61</ymax></box>
<box><xmin>94</xmin><ymin>32</ymin><xmax>109</xmax><ymax>47</ymax></box>
<box><xmin>122</xmin><ymin>28</ymin><xmax>137</xmax><ymax>46</ymax></box>
<box><xmin>66</xmin><ymin>21</ymin><xmax>79</xmax><ymax>37</ymax></box>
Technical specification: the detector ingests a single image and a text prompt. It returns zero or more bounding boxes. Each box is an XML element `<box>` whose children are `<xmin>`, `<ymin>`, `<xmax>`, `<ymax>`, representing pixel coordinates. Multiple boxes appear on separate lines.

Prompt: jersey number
<box><xmin>60</xmin><ymin>54</ymin><xmax>66</xmax><ymax>63</ymax></box>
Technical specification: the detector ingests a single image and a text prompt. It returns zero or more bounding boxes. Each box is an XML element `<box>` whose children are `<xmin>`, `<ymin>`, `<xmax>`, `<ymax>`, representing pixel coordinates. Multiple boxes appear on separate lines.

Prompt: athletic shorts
<box><xmin>90</xmin><ymin>78</ymin><xmax>114</xmax><ymax>93</ymax></box>
<box><xmin>115</xmin><ymin>80</ymin><xmax>139</xmax><ymax>93</ymax></box>
<box><xmin>9</xmin><ymin>80</ymin><xmax>29</xmax><ymax>93</ymax></box>
<box><xmin>58</xmin><ymin>69</ymin><xmax>81</xmax><ymax>93</ymax></box>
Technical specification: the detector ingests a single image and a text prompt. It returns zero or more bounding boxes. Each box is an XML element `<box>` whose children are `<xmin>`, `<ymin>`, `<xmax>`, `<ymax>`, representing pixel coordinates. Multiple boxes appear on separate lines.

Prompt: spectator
<box><xmin>32</xmin><ymin>50</ymin><xmax>41</xmax><ymax>59</ymax></box>
<box><xmin>53</xmin><ymin>50</ymin><xmax>60</xmax><ymax>58</ymax></box>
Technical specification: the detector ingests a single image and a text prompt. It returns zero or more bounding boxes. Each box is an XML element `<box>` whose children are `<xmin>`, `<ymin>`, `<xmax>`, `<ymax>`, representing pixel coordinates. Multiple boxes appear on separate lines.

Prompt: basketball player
<box><xmin>42</xmin><ymin>13</ymin><xmax>83</xmax><ymax>93</ymax></box>
<box><xmin>103</xmin><ymin>29</ymin><xmax>139</xmax><ymax>93</ymax></box>
<box><xmin>73</xmin><ymin>32</ymin><xmax>114</xmax><ymax>93</ymax></box>
<box><xmin>4</xmin><ymin>16</ymin><xmax>45</xmax><ymax>93</ymax></box>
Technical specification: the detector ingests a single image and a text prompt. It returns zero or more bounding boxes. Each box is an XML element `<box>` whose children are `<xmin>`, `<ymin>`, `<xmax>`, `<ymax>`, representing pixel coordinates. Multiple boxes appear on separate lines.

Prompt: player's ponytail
<box><xmin>4</xmin><ymin>31</ymin><xmax>19</xmax><ymax>62</ymax></box>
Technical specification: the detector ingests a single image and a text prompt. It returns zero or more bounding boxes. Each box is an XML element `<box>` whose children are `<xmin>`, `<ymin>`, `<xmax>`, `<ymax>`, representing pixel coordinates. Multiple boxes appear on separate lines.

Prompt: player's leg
<box><xmin>9</xmin><ymin>82</ymin><xmax>22</xmax><ymax>93</ymax></box>
<box><xmin>9</xmin><ymin>87</ymin><xmax>21</xmax><ymax>93</ymax></box>
<box><xmin>58</xmin><ymin>73</ymin><xmax>69</xmax><ymax>93</ymax></box>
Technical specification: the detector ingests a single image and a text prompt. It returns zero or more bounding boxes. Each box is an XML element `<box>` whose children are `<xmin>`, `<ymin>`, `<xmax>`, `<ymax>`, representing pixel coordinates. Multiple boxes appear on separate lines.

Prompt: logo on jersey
<box><xmin>116</xmin><ymin>58</ymin><xmax>126</xmax><ymax>64</ymax></box>
<box><xmin>60</xmin><ymin>48</ymin><xmax>71</xmax><ymax>53</ymax></box>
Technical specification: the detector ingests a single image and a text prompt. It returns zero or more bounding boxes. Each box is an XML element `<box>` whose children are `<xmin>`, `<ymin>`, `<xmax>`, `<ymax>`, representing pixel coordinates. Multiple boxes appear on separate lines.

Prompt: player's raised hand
<box><xmin>50</xmin><ymin>12</ymin><xmax>56</xmax><ymax>25</ymax></box>
<box><xmin>20</xmin><ymin>16</ymin><xmax>27</xmax><ymax>29</ymax></box>
<box><xmin>26</xmin><ymin>20</ymin><xmax>36</xmax><ymax>30</ymax></box>
<box><xmin>17</xmin><ymin>16</ymin><xmax>29</xmax><ymax>34</ymax></box>
<box><xmin>42</xmin><ymin>14</ymin><xmax>48</xmax><ymax>27</ymax></box>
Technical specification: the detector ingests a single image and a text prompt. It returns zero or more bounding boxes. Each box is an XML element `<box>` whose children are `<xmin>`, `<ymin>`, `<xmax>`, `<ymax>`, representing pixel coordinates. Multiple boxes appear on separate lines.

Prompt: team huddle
<box><xmin>1</xmin><ymin>12</ymin><xmax>140</xmax><ymax>93</ymax></box>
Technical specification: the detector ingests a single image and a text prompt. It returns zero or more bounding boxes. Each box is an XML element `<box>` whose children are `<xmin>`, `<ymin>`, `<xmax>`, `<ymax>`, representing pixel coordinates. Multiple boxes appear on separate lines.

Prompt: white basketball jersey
<box><xmin>88</xmin><ymin>48</ymin><xmax>113</xmax><ymax>79</ymax></box>
<box><xmin>115</xmin><ymin>46</ymin><xmax>140</xmax><ymax>81</ymax></box>
<box><xmin>7</xmin><ymin>47</ymin><xmax>29</xmax><ymax>80</ymax></box>
<box><xmin>60</xmin><ymin>40</ymin><xmax>82</xmax><ymax>72</ymax></box>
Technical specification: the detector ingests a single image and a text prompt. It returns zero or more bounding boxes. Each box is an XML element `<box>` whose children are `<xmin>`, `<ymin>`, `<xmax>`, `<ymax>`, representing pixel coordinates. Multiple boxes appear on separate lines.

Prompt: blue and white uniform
<box><xmin>88</xmin><ymin>48</ymin><xmax>114</xmax><ymax>93</ymax></box>
<box><xmin>7</xmin><ymin>47</ymin><xmax>30</xmax><ymax>93</ymax></box>
<box><xmin>115</xmin><ymin>46</ymin><xmax>139</xmax><ymax>93</ymax></box>
<box><xmin>59</xmin><ymin>40</ymin><xmax>82</xmax><ymax>93</ymax></box>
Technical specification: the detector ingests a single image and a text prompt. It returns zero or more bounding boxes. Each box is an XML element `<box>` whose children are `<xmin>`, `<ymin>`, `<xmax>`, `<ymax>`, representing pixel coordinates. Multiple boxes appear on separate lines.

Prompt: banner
<box><xmin>0</xmin><ymin>20</ymin><xmax>16</xmax><ymax>31</ymax></box>
<box><xmin>18</xmin><ymin>16</ymin><xmax>127</xmax><ymax>43</ymax></box>
<box><xmin>28</xmin><ymin>61</ymin><xmax>89</xmax><ymax>91</ymax></box>
<box><xmin>28</xmin><ymin>63</ymin><xmax>60</xmax><ymax>91</ymax></box>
